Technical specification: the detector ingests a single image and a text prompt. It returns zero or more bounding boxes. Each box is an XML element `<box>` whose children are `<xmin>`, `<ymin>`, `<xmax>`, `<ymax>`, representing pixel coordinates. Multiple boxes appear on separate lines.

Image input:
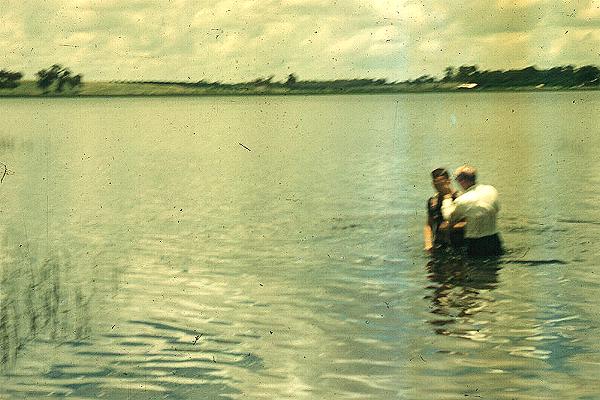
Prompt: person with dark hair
<box><xmin>441</xmin><ymin>165</ymin><xmax>503</xmax><ymax>257</ymax></box>
<box><xmin>424</xmin><ymin>168</ymin><xmax>465</xmax><ymax>252</ymax></box>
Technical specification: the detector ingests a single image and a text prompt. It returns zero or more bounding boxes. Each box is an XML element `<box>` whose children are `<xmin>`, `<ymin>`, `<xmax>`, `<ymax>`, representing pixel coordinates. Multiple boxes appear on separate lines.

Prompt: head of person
<box><xmin>431</xmin><ymin>168</ymin><xmax>451</xmax><ymax>193</ymax></box>
<box><xmin>454</xmin><ymin>165</ymin><xmax>477</xmax><ymax>190</ymax></box>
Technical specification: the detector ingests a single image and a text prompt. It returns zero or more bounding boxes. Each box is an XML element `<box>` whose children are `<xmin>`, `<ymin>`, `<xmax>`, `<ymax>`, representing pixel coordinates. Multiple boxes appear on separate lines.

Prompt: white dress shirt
<box><xmin>441</xmin><ymin>184</ymin><xmax>500</xmax><ymax>238</ymax></box>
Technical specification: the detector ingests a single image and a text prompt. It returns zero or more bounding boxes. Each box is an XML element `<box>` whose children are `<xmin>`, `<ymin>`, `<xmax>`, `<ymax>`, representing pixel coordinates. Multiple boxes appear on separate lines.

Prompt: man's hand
<box><xmin>452</xmin><ymin>221</ymin><xmax>466</xmax><ymax>230</ymax></box>
<box><xmin>438</xmin><ymin>221</ymin><xmax>449</xmax><ymax>231</ymax></box>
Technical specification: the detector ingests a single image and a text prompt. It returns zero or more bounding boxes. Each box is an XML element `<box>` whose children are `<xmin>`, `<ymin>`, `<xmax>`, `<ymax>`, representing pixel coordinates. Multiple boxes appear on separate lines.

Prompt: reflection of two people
<box><xmin>425</xmin><ymin>256</ymin><xmax>500</xmax><ymax>336</ymax></box>
<box><xmin>423</xmin><ymin>165</ymin><xmax>503</xmax><ymax>336</ymax></box>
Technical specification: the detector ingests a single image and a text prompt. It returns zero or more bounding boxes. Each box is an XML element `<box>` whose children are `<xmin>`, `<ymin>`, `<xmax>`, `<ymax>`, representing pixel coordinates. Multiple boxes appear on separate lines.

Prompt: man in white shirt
<box><xmin>441</xmin><ymin>165</ymin><xmax>503</xmax><ymax>257</ymax></box>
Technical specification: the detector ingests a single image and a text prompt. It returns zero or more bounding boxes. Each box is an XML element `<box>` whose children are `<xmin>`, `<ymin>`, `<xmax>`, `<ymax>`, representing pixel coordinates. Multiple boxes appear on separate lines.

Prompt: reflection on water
<box><xmin>425</xmin><ymin>255</ymin><xmax>500</xmax><ymax>340</ymax></box>
<box><xmin>0</xmin><ymin>245</ymin><xmax>260</xmax><ymax>399</ymax></box>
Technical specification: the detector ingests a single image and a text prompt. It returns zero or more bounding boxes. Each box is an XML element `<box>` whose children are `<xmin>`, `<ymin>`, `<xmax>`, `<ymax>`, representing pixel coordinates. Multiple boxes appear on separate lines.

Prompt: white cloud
<box><xmin>0</xmin><ymin>0</ymin><xmax>598</xmax><ymax>81</ymax></box>
<box><xmin>579</xmin><ymin>0</ymin><xmax>600</xmax><ymax>19</ymax></box>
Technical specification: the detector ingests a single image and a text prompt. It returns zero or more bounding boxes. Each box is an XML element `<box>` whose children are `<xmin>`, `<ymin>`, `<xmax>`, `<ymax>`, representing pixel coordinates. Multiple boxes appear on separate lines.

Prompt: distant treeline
<box><xmin>116</xmin><ymin>65</ymin><xmax>600</xmax><ymax>90</ymax></box>
<box><xmin>1</xmin><ymin>64</ymin><xmax>600</xmax><ymax>93</ymax></box>
<box><xmin>0</xmin><ymin>70</ymin><xmax>23</xmax><ymax>88</ymax></box>
<box><xmin>413</xmin><ymin>65</ymin><xmax>600</xmax><ymax>87</ymax></box>
<box><xmin>0</xmin><ymin>64</ymin><xmax>83</xmax><ymax>92</ymax></box>
<box><xmin>35</xmin><ymin>65</ymin><xmax>83</xmax><ymax>93</ymax></box>
<box><xmin>114</xmin><ymin>74</ymin><xmax>389</xmax><ymax>91</ymax></box>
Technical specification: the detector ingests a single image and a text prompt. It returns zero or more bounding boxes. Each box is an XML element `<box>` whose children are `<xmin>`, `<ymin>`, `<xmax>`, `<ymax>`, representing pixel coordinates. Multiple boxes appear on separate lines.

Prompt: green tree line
<box><xmin>1</xmin><ymin>64</ymin><xmax>599</xmax><ymax>93</ymax></box>
<box><xmin>0</xmin><ymin>70</ymin><xmax>23</xmax><ymax>88</ymax></box>
<box><xmin>35</xmin><ymin>65</ymin><xmax>83</xmax><ymax>93</ymax></box>
<box><xmin>122</xmin><ymin>74</ymin><xmax>391</xmax><ymax>91</ymax></box>
<box><xmin>413</xmin><ymin>65</ymin><xmax>600</xmax><ymax>87</ymax></box>
<box><xmin>0</xmin><ymin>65</ymin><xmax>83</xmax><ymax>92</ymax></box>
<box><xmin>122</xmin><ymin>65</ymin><xmax>599</xmax><ymax>90</ymax></box>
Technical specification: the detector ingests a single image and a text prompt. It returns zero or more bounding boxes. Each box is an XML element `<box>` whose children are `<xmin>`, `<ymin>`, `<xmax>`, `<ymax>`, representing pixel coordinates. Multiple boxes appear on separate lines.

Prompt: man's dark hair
<box><xmin>431</xmin><ymin>168</ymin><xmax>450</xmax><ymax>179</ymax></box>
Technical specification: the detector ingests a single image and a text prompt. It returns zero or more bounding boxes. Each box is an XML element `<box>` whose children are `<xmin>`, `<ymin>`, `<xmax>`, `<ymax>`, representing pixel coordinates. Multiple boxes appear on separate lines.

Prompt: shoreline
<box><xmin>1</xmin><ymin>81</ymin><xmax>599</xmax><ymax>98</ymax></box>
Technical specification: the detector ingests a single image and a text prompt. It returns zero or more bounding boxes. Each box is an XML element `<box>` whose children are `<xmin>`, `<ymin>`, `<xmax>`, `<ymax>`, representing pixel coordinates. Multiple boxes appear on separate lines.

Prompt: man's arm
<box><xmin>441</xmin><ymin>195</ymin><xmax>465</xmax><ymax>224</ymax></box>
<box><xmin>424</xmin><ymin>216</ymin><xmax>434</xmax><ymax>252</ymax></box>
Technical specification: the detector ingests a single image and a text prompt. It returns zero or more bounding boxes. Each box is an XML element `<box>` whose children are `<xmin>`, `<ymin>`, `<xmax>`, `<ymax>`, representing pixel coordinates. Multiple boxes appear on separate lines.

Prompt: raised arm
<box><xmin>441</xmin><ymin>195</ymin><xmax>456</xmax><ymax>220</ymax></box>
<box><xmin>441</xmin><ymin>195</ymin><xmax>465</xmax><ymax>224</ymax></box>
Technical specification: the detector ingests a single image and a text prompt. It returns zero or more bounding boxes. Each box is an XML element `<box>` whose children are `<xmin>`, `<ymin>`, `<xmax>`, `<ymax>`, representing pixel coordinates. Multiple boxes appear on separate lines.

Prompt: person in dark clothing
<box><xmin>424</xmin><ymin>168</ymin><xmax>465</xmax><ymax>253</ymax></box>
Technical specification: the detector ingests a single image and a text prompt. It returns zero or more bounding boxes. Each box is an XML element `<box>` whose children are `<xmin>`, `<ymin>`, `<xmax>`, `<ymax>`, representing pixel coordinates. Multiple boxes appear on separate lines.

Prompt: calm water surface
<box><xmin>0</xmin><ymin>93</ymin><xmax>599</xmax><ymax>399</ymax></box>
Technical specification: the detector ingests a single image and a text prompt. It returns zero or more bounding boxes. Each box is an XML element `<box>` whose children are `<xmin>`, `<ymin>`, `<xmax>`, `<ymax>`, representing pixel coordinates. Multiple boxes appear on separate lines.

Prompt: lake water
<box><xmin>0</xmin><ymin>92</ymin><xmax>599</xmax><ymax>399</ymax></box>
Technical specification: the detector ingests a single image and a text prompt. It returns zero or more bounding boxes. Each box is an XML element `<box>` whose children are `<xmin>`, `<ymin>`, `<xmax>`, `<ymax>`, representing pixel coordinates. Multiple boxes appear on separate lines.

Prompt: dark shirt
<box><xmin>427</xmin><ymin>192</ymin><xmax>464</xmax><ymax>248</ymax></box>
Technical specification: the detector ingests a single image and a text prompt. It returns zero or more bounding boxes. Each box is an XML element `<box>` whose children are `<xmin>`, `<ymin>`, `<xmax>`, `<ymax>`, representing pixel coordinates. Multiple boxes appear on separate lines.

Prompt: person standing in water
<box><xmin>424</xmin><ymin>168</ymin><xmax>465</xmax><ymax>253</ymax></box>
<box><xmin>441</xmin><ymin>165</ymin><xmax>503</xmax><ymax>257</ymax></box>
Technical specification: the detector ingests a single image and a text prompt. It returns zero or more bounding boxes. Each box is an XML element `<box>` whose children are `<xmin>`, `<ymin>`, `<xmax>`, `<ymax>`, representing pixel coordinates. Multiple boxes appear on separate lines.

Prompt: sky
<box><xmin>1</xmin><ymin>0</ymin><xmax>599</xmax><ymax>82</ymax></box>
